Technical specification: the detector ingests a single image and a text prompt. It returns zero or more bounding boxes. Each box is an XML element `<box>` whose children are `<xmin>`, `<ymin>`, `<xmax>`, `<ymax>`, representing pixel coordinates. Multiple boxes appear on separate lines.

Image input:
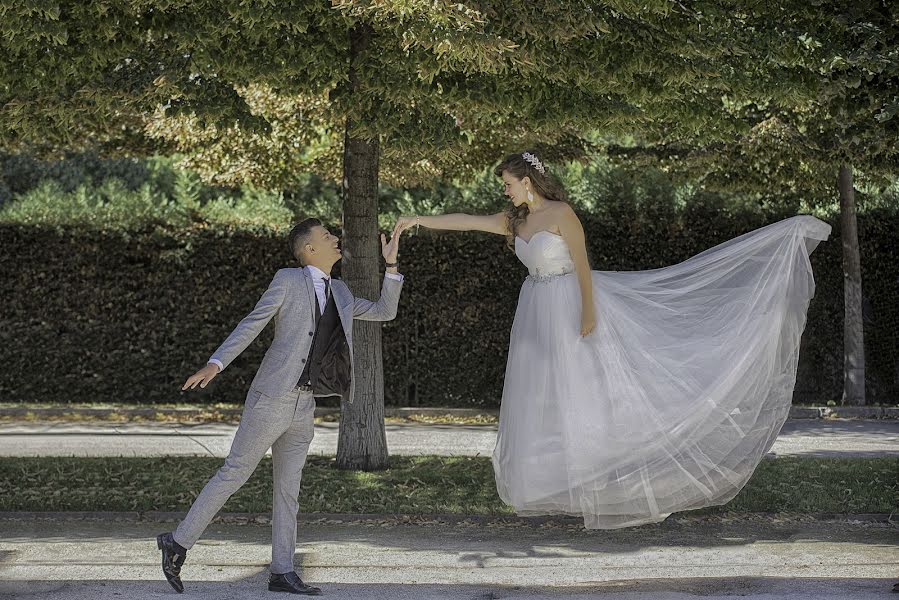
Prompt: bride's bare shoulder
<box><xmin>550</xmin><ymin>199</ymin><xmax>574</xmax><ymax>210</ymax></box>
<box><xmin>548</xmin><ymin>200</ymin><xmax>579</xmax><ymax>221</ymax></box>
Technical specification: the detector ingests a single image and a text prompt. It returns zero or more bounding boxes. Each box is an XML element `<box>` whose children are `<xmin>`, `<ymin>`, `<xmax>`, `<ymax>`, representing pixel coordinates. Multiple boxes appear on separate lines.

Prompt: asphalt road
<box><xmin>1</xmin><ymin>516</ymin><xmax>896</xmax><ymax>599</ymax></box>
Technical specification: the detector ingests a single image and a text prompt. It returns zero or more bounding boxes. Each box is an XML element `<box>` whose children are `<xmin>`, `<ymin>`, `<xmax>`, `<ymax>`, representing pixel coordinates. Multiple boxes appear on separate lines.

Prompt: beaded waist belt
<box><xmin>526</xmin><ymin>269</ymin><xmax>575</xmax><ymax>283</ymax></box>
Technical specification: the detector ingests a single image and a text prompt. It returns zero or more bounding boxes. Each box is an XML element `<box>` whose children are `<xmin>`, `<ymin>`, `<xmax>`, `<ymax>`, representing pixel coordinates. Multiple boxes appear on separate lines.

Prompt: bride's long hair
<box><xmin>494</xmin><ymin>149</ymin><xmax>569</xmax><ymax>247</ymax></box>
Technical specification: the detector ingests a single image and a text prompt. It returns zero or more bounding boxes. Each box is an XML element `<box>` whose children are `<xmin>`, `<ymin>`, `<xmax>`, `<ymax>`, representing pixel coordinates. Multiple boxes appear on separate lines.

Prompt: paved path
<box><xmin>1</xmin><ymin>517</ymin><xmax>896</xmax><ymax>599</ymax></box>
<box><xmin>1</xmin><ymin>419</ymin><xmax>897</xmax><ymax>458</ymax></box>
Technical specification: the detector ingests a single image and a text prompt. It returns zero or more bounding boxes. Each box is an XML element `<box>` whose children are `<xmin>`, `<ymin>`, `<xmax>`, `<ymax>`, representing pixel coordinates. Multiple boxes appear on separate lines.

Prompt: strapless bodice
<box><xmin>514</xmin><ymin>231</ymin><xmax>576</xmax><ymax>281</ymax></box>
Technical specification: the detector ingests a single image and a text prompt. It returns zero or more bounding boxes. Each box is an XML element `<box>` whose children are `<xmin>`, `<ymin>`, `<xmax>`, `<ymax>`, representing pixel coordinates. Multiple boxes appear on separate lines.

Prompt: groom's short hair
<box><xmin>289</xmin><ymin>218</ymin><xmax>322</xmax><ymax>265</ymax></box>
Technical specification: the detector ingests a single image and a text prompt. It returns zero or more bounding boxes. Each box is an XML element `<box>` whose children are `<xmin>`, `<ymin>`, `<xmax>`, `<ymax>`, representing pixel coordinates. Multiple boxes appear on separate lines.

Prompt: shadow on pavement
<box><xmin>1</xmin><ymin>577</ymin><xmax>896</xmax><ymax>599</ymax></box>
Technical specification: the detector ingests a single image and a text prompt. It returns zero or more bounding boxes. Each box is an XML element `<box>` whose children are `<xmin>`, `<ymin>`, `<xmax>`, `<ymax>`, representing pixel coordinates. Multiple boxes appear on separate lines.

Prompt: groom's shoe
<box><xmin>156</xmin><ymin>532</ymin><xmax>187</xmax><ymax>593</ymax></box>
<box><xmin>269</xmin><ymin>572</ymin><xmax>322</xmax><ymax>595</ymax></box>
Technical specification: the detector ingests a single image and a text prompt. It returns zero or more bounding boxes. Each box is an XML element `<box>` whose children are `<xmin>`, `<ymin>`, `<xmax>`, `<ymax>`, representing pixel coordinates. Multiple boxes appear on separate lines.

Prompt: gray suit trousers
<box><xmin>173</xmin><ymin>386</ymin><xmax>315</xmax><ymax>574</ymax></box>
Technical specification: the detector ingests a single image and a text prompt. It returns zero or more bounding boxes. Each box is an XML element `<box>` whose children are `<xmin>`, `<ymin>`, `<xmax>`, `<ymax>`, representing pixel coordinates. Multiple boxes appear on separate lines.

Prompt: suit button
<box><xmin>309</xmin><ymin>331</ymin><xmax>313</xmax><ymax>336</ymax></box>
<box><xmin>301</xmin><ymin>359</ymin><xmax>306</xmax><ymax>363</ymax></box>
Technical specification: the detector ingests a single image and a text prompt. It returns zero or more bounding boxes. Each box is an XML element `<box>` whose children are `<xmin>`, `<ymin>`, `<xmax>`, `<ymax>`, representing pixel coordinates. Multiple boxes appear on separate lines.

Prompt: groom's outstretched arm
<box><xmin>182</xmin><ymin>269</ymin><xmax>288</xmax><ymax>390</ymax></box>
<box><xmin>352</xmin><ymin>274</ymin><xmax>403</xmax><ymax>321</ymax></box>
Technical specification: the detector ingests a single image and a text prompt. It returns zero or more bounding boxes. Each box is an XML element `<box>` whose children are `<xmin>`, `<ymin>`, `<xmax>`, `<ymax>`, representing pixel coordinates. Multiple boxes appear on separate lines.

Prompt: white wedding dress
<box><xmin>492</xmin><ymin>215</ymin><xmax>831</xmax><ymax>528</ymax></box>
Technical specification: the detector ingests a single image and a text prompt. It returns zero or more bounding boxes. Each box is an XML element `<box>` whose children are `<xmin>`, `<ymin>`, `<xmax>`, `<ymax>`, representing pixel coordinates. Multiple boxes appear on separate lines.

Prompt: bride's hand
<box><xmin>394</xmin><ymin>215</ymin><xmax>418</xmax><ymax>234</ymax></box>
<box><xmin>580</xmin><ymin>312</ymin><xmax>597</xmax><ymax>337</ymax></box>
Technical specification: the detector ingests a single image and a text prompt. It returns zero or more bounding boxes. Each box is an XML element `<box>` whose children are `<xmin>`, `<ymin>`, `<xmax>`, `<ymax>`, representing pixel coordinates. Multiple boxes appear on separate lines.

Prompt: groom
<box><xmin>157</xmin><ymin>218</ymin><xmax>404</xmax><ymax>595</ymax></box>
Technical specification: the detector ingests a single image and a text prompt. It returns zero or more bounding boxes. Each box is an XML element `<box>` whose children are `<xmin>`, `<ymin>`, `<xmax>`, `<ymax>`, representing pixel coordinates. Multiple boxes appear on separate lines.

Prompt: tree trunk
<box><xmin>336</xmin><ymin>23</ymin><xmax>389</xmax><ymax>470</ymax></box>
<box><xmin>838</xmin><ymin>164</ymin><xmax>865</xmax><ymax>405</ymax></box>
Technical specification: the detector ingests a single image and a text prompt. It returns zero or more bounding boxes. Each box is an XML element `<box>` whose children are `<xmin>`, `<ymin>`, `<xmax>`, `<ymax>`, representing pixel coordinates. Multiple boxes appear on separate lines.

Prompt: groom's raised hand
<box><xmin>182</xmin><ymin>363</ymin><xmax>220</xmax><ymax>391</ymax></box>
<box><xmin>381</xmin><ymin>225</ymin><xmax>402</xmax><ymax>265</ymax></box>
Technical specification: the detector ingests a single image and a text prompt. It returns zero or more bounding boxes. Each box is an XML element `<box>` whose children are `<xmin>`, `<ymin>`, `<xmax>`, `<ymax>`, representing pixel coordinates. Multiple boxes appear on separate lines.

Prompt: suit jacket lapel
<box><xmin>332</xmin><ymin>281</ymin><xmax>352</xmax><ymax>333</ymax></box>
<box><xmin>301</xmin><ymin>268</ymin><xmax>317</xmax><ymax>321</ymax></box>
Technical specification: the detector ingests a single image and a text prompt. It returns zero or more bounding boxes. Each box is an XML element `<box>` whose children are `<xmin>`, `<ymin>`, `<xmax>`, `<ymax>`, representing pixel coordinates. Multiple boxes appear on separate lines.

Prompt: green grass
<box><xmin>0</xmin><ymin>402</ymin><xmax>500</xmax><ymax>425</ymax></box>
<box><xmin>0</xmin><ymin>456</ymin><xmax>895</xmax><ymax>516</ymax></box>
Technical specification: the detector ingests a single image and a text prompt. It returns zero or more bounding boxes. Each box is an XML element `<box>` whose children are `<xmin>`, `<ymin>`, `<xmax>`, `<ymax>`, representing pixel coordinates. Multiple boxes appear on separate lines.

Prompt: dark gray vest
<box><xmin>298</xmin><ymin>289</ymin><xmax>351</xmax><ymax>398</ymax></box>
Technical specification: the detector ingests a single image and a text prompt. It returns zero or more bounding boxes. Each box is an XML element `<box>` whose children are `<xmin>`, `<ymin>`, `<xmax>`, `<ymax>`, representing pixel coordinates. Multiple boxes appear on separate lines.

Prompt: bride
<box><xmin>393</xmin><ymin>150</ymin><xmax>831</xmax><ymax>528</ymax></box>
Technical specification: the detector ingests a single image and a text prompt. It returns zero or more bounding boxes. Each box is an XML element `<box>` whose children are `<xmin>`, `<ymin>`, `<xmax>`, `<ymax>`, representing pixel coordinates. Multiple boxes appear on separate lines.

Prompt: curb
<box><xmin>0</xmin><ymin>406</ymin><xmax>499</xmax><ymax>420</ymax></box>
<box><xmin>788</xmin><ymin>406</ymin><xmax>899</xmax><ymax>419</ymax></box>
<box><xmin>0</xmin><ymin>510</ymin><xmax>894</xmax><ymax>527</ymax></box>
<box><xmin>1</xmin><ymin>405</ymin><xmax>897</xmax><ymax>420</ymax></box>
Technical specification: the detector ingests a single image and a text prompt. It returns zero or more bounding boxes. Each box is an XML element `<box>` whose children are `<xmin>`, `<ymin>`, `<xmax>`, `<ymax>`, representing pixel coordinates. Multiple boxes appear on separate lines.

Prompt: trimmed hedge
<box><xmin>1</xmin><ymin>209</ymin><xmax>896</xmax><ymax>407</ymax></box>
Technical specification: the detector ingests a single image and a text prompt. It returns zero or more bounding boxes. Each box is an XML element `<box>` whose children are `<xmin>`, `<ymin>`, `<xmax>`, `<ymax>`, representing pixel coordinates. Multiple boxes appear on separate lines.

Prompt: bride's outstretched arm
<box><xmin>394</xmin><ymin>213</ymin><xmax>508</xmax><ymax>236</ymax></box>
<box><xmin>558</xmin><ymin>205</ymin><xmax>596</xmax><ymax>336</ymax></box>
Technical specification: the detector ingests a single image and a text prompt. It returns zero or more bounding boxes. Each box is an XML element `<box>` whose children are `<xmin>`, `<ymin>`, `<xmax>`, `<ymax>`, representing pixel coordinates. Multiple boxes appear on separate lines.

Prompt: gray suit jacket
<box><xmin>209</xmin><ymin>268</ymin><xmax>403</xmax><ymax>403</ymax></box>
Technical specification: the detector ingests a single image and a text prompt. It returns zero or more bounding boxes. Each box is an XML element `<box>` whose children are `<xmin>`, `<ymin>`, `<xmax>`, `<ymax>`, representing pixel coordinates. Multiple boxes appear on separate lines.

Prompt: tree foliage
<box><xmin>1</xmin><ymin>0</ymin><xmax>836</xmax><ymax>186</ymax></box>
<box><xmin>606</xmin><ymin>1</ymin><xmax>898</xmax><ymax>199</ymax></box>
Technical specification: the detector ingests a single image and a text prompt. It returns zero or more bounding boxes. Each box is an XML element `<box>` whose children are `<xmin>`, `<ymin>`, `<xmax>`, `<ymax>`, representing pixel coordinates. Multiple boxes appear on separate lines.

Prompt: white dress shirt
<box><xmin>306</xmin><ymin>264</ymin><xmax>332</xmax><ymax>314</ymax></box>
<box><xmin>208</xmin><ymin>265</ymin><xmax>403</xmax><ymax>372</ymax></box>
